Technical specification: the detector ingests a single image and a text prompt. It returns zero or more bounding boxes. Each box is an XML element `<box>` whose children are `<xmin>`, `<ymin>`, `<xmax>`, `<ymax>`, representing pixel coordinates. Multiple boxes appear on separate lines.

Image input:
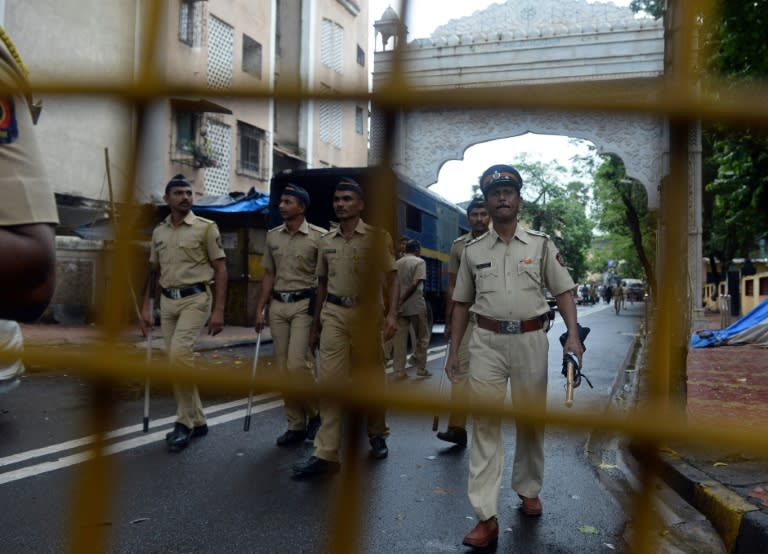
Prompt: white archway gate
<box><xmin>371</xmin><ymin>0</ymin><xmax>703</xmax><ymax>316</ymax></box>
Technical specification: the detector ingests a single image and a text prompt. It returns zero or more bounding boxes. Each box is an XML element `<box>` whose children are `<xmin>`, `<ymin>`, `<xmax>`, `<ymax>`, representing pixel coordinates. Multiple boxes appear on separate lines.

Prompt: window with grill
<box><xmin>760</xmin><ymin>276</ymin><xmax>768</xmax><ymax>296</ymax></box>
<box><xmin>357</xmin><ymin>44</ymin><xmax>365</xmax><ymax>67</ymax></box>
<box><xmin>319</xmin><ymin>99</ymin><xmax>343</xmax><ymax>148</ymax></box>
<box><xmin>179</xmin><ymin>1</ymin><xmax>201</xmax><ymax>47</ymax></box>
<box><xmin>355</xmin><ymin>106</ymin><xmax>364</xmax><ymax>134</ymax></box>
<box><xmin>242</xmin><ymin>34</ymin><xmax>262</xmax><ymax>79</ymax></box>
<box><xmin>405</xmin><ymin>204</ymin><xmax>422</xmax><ymax>232</ymax></box>
<box><xmin>321</xmin><ymin>18</ymin><xmax>344</xmax><ymax>73</ymax></box>
<box><xmin>237</xmin><ymin>121</ymin><xmax>265</xmax><ymax>177</ymax></box>
<box><xmin>175</xmin><ymin>112</ymin><xmax>197</xmax><ymax>151</ymax></box>
<box><xmin>745</xmin><ymin>279</ymin><xmax>754</xmax><ymax>296</ymax></box>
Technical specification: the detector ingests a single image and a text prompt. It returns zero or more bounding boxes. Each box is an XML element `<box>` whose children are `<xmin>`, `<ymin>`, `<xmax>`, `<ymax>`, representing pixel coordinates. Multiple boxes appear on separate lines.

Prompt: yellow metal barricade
<box><xmin>2</xmin><ymin>1</ymin><xmax>768</xmax><ymax>552</ymax></box>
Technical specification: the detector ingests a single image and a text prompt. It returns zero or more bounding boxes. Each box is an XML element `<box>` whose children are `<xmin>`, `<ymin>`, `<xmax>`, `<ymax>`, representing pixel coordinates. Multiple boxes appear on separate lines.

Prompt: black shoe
<box><xmin>369</xmin><ymin>436</ymin><xmax>389</xmax><ymax>460</ymax></box>
<box><xmin>306</xmin><ymin>416</ymin><xmax>321</xmax><ymax>441</ymax></box>
<box><xmin>192</xmin><ymin>424</ymin><xmax>208</xmax><ymax>437</ymax></box>
<box><xmin>437</xmin><ymin>426</ymin><xmax>467</xmax><ymax>447</ymax></box>
<box><xmin>165</xmin><ymin>422</ymin><xmax>193</xmax><ymax>452</ymax></box>
<box><xmin>276</xmin><ymin>429</ymin><xmax>307</xmax><ymax>446</ymax></box>
<box><xmin>292</xmin><ymin>456</ymin><xmax>340</xmax><ymax>477</ymax></box>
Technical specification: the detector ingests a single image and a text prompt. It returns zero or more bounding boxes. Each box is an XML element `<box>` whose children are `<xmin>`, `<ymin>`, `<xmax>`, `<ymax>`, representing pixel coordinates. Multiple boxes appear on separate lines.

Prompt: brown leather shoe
<box><xmin>518</xmin><ymin>494</ymin><xmax>543</xmax><ymax>516</ymax></box>
<box><xmin>462</xmin><ymin>517</ymin><xmax>499</xmax><ymax>548</ymax></box>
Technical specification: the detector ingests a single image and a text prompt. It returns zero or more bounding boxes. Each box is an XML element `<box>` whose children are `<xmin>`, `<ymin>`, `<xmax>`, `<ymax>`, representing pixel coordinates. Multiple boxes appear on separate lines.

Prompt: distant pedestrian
<box><xmin>447</xmin><ymin>164</ymin><xmax>583</xmax><ymax>548</ymax></box>
<box><xmin>292</xmin><ymin>178</ymin><xmax>399</xmax><ymax>477</ymax></box>
<box><xmin>392</xmin><ymin>240</ymin><xmax>431</xmax><ymax>379</ymax></box>
<box><xmin>141</xmin><ymin>174</ymin><xmax>227</xmax><ymax>453</ymax></box>
<box><xmin>254</xmin><ymin>184</ymin><xmax>326</xmax><ymax>446</ymax></box>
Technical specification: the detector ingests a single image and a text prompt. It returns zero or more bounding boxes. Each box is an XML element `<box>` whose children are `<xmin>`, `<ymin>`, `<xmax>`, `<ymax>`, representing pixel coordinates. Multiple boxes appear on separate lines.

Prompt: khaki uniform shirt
<box><xmin>149</xmin><ymin>211</ymin><xmax>226</xmax><ymax>289</ymax></box>
<box><xmin>448</xmin><ymin>232</ymin><xmax>472</xmax><ymax>275</ymax></box>
<box><xmin>453</xmin><ymin>226</ymin><xmax>575</xmax><ymax>320</ymax></box>
<box><xmin>261</xmin><ymin>219</ymin><xmax>326</xmax><ymax>291</ymax></box>
<box><xmin>396</xmin><ymin>253</ymin><xmax>426</xmax><ymax>316</ymax></box>
<box><xmin>316</xmin><ymin>218</ymin><xmax>396</xmax><ymax>299</ymax></box>
<box><xmin>0</xmin><ymin>41</ymin><xmax>58</xmax><ymax>226</ymax></box>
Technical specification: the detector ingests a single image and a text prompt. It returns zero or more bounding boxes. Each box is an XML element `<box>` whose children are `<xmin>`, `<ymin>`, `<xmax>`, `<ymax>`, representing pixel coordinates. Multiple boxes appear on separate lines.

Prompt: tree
<box><xmin>591</xmin><ymin>154</ymin><xmax>657</xmax><ymax>296</ymax></box>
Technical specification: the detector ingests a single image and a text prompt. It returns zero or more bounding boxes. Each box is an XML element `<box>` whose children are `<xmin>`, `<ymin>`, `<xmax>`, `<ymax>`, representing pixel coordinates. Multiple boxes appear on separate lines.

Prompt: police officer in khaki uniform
<box><xmin>0</xmin><ymin>26</ymin><xmax>58</xmax><ymax>321</ymax></box>
<box><xmin>437</xmin><ymin>197</ymin><xmax>489</xmax><ymax>447</ymax></box>
<box><xmin>254</xmin><ymin>184</ymin><xmax>325</xmax><ymax>446</ymax></box>
<box><xmin>141</xmin><ymin>174</ymin><xmax>227</xmax><ymax>452</ymax></box>
<box><xmin>292</xmin><ymin>178</ymin><xmax>399</xmax><ymax>477</ymax></box>
<box><xmin>392</xmin><ymin>239</ymin><xmax>431</xmax><ymax>379</ymax></box>
<box><xmin>447</xmin><ymin>164</ymin><xmax>583</xmax><ymax>548</ymax></box>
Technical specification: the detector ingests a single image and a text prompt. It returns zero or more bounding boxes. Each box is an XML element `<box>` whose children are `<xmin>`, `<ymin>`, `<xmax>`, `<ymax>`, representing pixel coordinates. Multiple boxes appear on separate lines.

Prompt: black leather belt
<box><xmin>475</xmin><ymin>314</ymin><xmax>548</xmax><ymax>334</ymax></box>
<box><xmin>161</xmin><ymin>283</ymin><xmax>207</xmax><ymax>300</ymax></box>
<box><xmin>272</xmin><ymin>289</ymin><xmax>313</xmax><ymax>303</ymax></box>
<box><xmin>326</xmin><ymin>293</ymin><xmax>358</xmax><ymax>308</ymax></box>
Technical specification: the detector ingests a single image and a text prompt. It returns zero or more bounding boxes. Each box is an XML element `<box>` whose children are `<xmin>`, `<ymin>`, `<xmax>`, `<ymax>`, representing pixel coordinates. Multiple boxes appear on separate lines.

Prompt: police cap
<box><xmin>165</xmin><ymin>173</ymin><xmax>192</xmax><ymax>194</ymax></box>
<box><xmin>335</xmin><ymin>177</ymin><xmax>364</xmax><ymax>197</ymax></box>
<box><xmin>479</xmin><ymin>164</ymin><xmax>523</xmax><ymax>196</ymax></box>
<box><xmin>281</xmin><ymin>183</ymin><xmax>310</xmax><ymax>208</ymax></box>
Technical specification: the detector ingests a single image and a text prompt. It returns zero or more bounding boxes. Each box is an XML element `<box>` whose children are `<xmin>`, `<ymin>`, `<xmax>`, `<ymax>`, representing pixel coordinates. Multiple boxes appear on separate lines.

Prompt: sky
<box><xmin>368</xmin><ymin>0</ymin><xmax>633</xmax><ymax>203</ymax></box>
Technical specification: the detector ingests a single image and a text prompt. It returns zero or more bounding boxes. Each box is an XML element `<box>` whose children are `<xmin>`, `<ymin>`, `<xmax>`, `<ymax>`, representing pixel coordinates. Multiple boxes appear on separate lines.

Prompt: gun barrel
<box><xmin>565</xmin><ymin>362</ymin><xmax>575</xmax><ymax>408</ymax></box>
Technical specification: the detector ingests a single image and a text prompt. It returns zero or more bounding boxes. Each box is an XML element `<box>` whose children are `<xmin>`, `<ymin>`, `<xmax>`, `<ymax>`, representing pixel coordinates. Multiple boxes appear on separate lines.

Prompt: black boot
<box><xmin>436</xmin><ymin>426</ymin><xmax>467</xmax><ymax>447</ymax></box>
<box><xmin>166</xmin><ymin>422</ymin><xmax>193</xmax><ymax>452</ymax></box>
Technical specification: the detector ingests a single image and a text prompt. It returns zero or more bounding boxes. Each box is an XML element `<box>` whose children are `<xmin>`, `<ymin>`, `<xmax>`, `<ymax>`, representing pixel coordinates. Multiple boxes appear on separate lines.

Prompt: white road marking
<box><xmin>0</xmin><ymin>395</ymin><xmax>282</xmax><ymax>486</ymax></box>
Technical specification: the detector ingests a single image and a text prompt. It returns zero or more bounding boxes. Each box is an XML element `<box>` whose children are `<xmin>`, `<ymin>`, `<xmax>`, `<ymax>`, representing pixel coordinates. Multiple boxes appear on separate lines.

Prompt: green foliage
<box><xmin>590</xmin><ymin>155</ymin><xmax>656</xmax><ymax>292</ymax></box>
<box><xmin>629</xmin><ymin>0</ymin><xmax>664</xmax><ymax>19</ymax></box>
<box><xmin>700</xmin><ymin>0</ymin><xmax>768</xmax><ymax>266</ymax></box>
<box><xmin>514</xmin><ymin>158</ymin><xmax>593</xmax><ymax>282</ymax></box>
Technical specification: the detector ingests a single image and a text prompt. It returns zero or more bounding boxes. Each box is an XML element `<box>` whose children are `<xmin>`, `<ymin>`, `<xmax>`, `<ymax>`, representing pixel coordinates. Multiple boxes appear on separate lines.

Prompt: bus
<box><xmin>269</xmin><ymin>167</ymin><xmax>470</xmax><ymax>324</ymax></box>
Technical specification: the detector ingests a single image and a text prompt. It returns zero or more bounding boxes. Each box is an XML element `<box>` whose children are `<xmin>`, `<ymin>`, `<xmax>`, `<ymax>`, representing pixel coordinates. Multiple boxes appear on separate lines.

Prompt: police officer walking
<box><xmin>437</xmin><ymin>198</ymin><xmax>489</xmax><ymax>447</ymax></box>
<box><xmin>292</xmin><ymin>178</ymin><xmax>399</xmax><ymax>477</ymax></box>
<box><xmin>254</xmin><ymin>184</ymin><xmax>325</xmax><ymax>446</ymax></box>
<box><xmin>141</xmin><ymin>174</ymin><xmax>227</xmax><ymax>452</ymax></box>
<box><xmin>392</xmin><ymin>239</ymin><xmax>431</xmax><ymax>380</ymax></box>
<box><xmin>447</xmin><ymin>165</ymin><xmax>583</xmax><ymax>548</ymax></box>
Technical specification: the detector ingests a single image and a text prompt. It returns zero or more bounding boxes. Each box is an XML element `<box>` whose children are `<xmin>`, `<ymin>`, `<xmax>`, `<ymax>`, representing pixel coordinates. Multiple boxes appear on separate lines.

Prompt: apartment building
<box><xmin>3</xmin><ymin>0</ymin><xmax>369</xmax><ymax>215</ymax></box>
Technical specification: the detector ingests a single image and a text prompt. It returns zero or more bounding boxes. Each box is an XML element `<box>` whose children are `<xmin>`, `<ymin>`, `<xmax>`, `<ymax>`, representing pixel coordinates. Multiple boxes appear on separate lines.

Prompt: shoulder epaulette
<box><xmin>524</xmin><ymin>228</ymin><xmax>550</xmax><ymax>239</ymax></box>
<box><xmin>195</xmin><ymin>215</ymin><xmax>214</xmax><ymax>225</ymax></box>
<box><xmin>465</xmin><ymin>231</ymin><xmax>488</xmax><ymax>247</ymax></box>
<box><xmin>308</xmin><ymin>223</ymin><xmax>327</xmax><ymax>233</ymax></box>
<box><xmin>453</xmin><ymin>233</ymin><xmax>470</xmax><ymax>244</ymax></box>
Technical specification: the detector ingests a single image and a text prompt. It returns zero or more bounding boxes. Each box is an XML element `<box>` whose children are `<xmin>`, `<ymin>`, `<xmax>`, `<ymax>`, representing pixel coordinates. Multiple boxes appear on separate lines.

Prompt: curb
<box><xmin>654</xmin><ymin>449</ymin><xmax>763</xmax><ymax>553</ymax></box>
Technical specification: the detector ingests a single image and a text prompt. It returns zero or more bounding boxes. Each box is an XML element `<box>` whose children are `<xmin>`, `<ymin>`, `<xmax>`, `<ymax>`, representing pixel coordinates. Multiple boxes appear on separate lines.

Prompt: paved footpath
<box><xmin>657</xmin><ymin>314</ymin><xmax>768</xmax><ymax>553</ymax></box>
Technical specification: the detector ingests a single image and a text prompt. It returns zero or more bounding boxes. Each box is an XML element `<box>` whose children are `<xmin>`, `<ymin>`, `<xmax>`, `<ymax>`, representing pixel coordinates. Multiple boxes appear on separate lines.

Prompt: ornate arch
<box><xmin>390</xmin><ymin>108</ymin><xmax>663</xmax><ymax>208</ymax></box>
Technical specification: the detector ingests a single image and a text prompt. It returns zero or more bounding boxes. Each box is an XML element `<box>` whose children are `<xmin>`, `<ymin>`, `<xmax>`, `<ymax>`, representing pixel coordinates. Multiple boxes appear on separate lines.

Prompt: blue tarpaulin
<box><xmin>193</xmin><ymin>192</ymin><xmax>270</xmax><ymax>214</ymax></box>
<box><xmin>691</xmin><ymin>298</ymin><xmax>768</xmax><ymax>348</ymax></box>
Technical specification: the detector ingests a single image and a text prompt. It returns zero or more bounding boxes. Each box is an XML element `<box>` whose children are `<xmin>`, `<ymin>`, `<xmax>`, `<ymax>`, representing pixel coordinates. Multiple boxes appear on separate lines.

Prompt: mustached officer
<box><xmin>141</xmin><ymin>174</ymin><xmax>227</xmax><ymax>452</ymax></box>
<box><xmin>255</xmin><ymin>184</ymin><xmax>325</xmax><ymax>446</ymax></box>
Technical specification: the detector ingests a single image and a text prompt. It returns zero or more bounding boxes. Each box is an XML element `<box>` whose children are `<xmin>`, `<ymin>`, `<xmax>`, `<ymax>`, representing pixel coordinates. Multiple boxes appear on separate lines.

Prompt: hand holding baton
<box><xmin>432</xmin><ymin>342</ymin><xmax>450</xmax><ymax>431</ymax></box>
<box><xmin>243</xmin><ymin>332</ymin><xmax>262</xmax><ymax>432</ymax></box>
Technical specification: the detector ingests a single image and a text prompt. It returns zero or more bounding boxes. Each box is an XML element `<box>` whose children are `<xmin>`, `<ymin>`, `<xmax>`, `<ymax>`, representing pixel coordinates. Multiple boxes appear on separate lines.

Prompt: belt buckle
<box><xmin>170</xmin><ymin>289</ymin><xmax>181</xmax><ymax>300</ymax></box>
<box><xmin>503</xmin><ymin>320</ymin><xmax>521</xmax><ymax>334</ymax></box>
<box><xmin>280</xmin><ymin>292</ymin><xmax>291</xmax><ymax>302</ymax></box>
<box><xmin>341</xmin><ymin>296</ymin><xmax>354</xmax><ymax>307</ymax></box>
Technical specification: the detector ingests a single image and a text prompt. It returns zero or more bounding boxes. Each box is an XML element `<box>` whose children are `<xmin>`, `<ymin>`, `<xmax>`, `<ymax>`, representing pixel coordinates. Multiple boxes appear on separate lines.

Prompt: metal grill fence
<box><xmin>2</xmin><ymin>1</ymin><xmax>768</xmax><ymax>552</ymax></box>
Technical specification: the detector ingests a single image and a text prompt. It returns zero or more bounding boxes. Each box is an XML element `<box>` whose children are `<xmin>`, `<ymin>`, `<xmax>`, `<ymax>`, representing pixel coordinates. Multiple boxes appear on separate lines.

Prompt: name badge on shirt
<box><xmin>476</xmin><ymin>262</ymin><xmax>492</xmax><ymax>269</ymax></box>
<box><xmin>324</xmin><ymin>248</ymin><xmax>336</xmax><ymax>254</ymax></box>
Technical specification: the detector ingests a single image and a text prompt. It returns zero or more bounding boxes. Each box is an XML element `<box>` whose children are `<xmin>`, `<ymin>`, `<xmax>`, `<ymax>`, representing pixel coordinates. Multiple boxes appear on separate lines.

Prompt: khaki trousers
<box><xmin>393</xmin><ymin>309</ymin><xmax>430</xmax><ymax>374</ymax></box>
<box><xmin>268</xmin><ymin>297</ymin><xmax>318</xmax><ymax>431</ymax></box>
<box><xmin>313</xmin><ymin>303</ymin><xmax>389</xmax><ymax>463</ymax></box>
<box><xmin>467</xmin><ymin>326</ymin><xmax>548</xmax><ymax>521</ymax></box>
<box><xmin>447</xmin><ymin>320</ymin><xmax>474</xmax><ymax>429</ymax></box>
<box><xmin>160</xmin><ymin>291</ymin><xmax>211</xmax><ymax>429</ymax></box>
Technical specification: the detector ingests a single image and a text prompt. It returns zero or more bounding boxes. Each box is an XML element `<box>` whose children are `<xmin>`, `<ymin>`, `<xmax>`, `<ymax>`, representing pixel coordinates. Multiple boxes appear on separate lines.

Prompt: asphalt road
<box><xmin>0</xmin><ymin>301</ymin><xmax>644</xmax><ymax>553</ymax></box>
